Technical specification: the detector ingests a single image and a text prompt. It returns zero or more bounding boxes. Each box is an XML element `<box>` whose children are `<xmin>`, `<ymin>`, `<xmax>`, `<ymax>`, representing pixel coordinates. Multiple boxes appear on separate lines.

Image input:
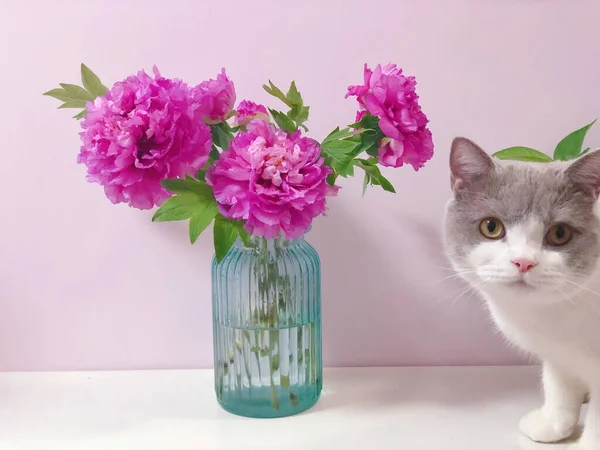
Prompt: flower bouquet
<box><xmin>45</xmin><ymin>62</ymin><xmax>434</xmax><ymax>417</ymax></box>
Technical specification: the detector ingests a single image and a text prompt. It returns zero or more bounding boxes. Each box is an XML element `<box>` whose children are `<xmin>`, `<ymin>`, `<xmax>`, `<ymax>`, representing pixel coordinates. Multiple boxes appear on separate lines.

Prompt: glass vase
<box><xmin>211</xmin><ymin>234</ymin><xmax>322</xmax><ymax>418</ymax></box>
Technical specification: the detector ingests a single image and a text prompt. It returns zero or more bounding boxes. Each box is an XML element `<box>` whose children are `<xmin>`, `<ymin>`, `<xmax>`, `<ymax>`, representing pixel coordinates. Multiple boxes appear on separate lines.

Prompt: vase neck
<box><xmin>234</xmin><ymin>234</ymin><xmax>306</xmax><ymax>252</ymax></box>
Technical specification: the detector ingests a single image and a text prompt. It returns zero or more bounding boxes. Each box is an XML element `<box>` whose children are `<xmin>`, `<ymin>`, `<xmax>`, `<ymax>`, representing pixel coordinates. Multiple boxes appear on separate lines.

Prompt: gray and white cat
<box><xmin>444</xmin><ymin>137</ymin><xmax>600</xmax><ymax>449</ymax></box>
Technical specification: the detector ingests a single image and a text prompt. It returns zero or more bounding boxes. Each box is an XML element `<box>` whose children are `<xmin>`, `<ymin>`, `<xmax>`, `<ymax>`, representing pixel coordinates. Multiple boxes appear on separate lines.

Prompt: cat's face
<box><xmin>444</xmin><ymin>138</ymin><xmax>600</xmax><ymax>300</ymax></box>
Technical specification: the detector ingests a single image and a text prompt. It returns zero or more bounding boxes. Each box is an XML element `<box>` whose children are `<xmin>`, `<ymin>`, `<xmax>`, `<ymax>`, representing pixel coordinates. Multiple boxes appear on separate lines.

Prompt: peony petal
<box><xmin>364</xmin><ymin>94</ymin><xmax>386</xmax><ymax>118</ymax></box>
<box><xmin>378</xmin><ymin>117</ymin><xmax>402</xmax><ymax>140</ymax></box>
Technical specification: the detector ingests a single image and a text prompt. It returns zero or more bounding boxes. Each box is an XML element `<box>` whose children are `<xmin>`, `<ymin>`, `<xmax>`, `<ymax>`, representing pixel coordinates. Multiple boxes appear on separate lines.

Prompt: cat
<box><xmin>443</xmin><ymin>137</ymin><xmax>600</xmax><ymax>449</ymax></box>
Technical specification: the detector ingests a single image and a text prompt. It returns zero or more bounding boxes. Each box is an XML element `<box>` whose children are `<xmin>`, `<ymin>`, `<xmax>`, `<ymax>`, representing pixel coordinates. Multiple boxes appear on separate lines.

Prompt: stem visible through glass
<box><xmin>221</xmin><ymin>237</ymin><xmax>304</xmax><ymax>411</ymax></box>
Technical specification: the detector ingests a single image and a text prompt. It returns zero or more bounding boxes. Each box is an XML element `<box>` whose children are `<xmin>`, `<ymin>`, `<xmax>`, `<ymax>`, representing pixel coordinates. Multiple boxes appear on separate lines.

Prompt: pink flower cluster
<box><xmin>206</xmin><ymin>120</ymin><xmax>337</xmax><ymax>239</ymax></box>
<box><xmin>78</xmin><ymin>67</ymin><xmax>235</xmax><ymax>209</ymax></box>
<box><xmin>347</xmin><ymin>63</ymin><xmax>433</xmax><ymax>170</ymax></box>
<box><xmin>234</xmin><ymin>100</ymin><xmax>270</xmax><ymax>127</ymax></box>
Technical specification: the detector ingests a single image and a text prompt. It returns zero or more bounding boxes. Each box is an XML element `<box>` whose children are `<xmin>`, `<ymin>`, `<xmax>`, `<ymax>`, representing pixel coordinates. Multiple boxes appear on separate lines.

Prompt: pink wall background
<box><xmin>2</xmin><ymin>0</ymin><xmax>599</xmax><ymax>371</ymax></box>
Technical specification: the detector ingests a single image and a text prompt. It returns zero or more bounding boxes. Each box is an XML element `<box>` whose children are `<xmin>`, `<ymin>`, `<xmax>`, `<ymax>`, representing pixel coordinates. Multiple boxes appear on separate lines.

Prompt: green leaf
<box><xmin>354</xmin><ymin>159</ymin><xmax>396</xmax><ymax>193</ymax></box>
<box><xmin>492</xmin><ymin>146</ymin><xmax>553</xmax><ymax>162</ymax></box>
<box><xmin>263</xmin><ymin>80</ymin><xmax>292</xmax><ymax>107</ymax></box>
<box><xmin>326</xmin><ymin>172</ymin><xmax>337</xmax><ymax>187</ymax></box>
<box><xmin>377</xmin><ymin>174</ymin><xmax>395</xmax><ymax>192</ymax></box>
<box><xmin>43</xmin><ymin>88</ymin><xmax>72</xmax><ymax>102</ymax></box>
<box><xmin>59</xmin><ymin>83</ymin><xmax>94</xmax><ymax>101</ymax></box>
<box><xmin>323</xmin><ymin>127</ymin><xmax>366</xmax><ymax>144</ymax></box>
<box><xmin>44</xmin><ymin>83</ymin><xmax>92</xmax><ymax>106</ymax></box>
<box><xmin>325</xmin><ymin>127</ymin><xmax>340</xmax><ymax>140</ymax></box>
<box><xmin>362</xmin><ymin>172</ymin><xmax>370</xmax><ymax>196</ymax></box>
<box><xmin>351</xmin><ymin>128</ymin><xmax>384</xmax><ymax>158</ymax></box>
<box><xmin>581</xmin><ymin>147</ymin><xmax>591</xmax><ymax>156</ymax></box>
<box><xmin>196</xmin><ymin>147</ymin><xmax>220</xmax><ymax>181</ymax></box>
<box><xmin>553</xmin><ymin>120</ymin><xmax>597</xmax><ymax>161</ymax></box>
<box><xmin>221</xmin><ymin>218</ymin><xmax>251</xmax><ymax>247</ymax></box>
<box><xmin>264</xmin><ymin>80</ymin><xmax>309</xmax><ymax>129</ymax></box>
<box><xmin>58</xmin><ymin>100</ymin><xmax>87</xmax><ymax>109</ymax></box>
<box><xmin>73</xmin><ymin>110</ymin><xmax>87</xmax><ymax>120</ymax></box>
<box><xmin>286</xmin><ymin>81</ymin><xmax>302</xmax><ymax>106</ymax></box>
<box><xmin>213</xmin><ymin>216</ymin><xmax>241</xmax><ymax>263</ymax></box>
<box><xmin>152</xmin><ymin>184</ymin><xmax>218</xmax><ymax>243</ymax></box>
<box><xmin>160</xmin><ymin>178</ymin><xmax>213</xmax><ymax>197</ymax></box>
<box><xmin>288</xmin><ymin>105</ymin><xmax>309</xmax><ymax>124</ymax></box>
<box><xmin>189</xmin><ymin>202</ymin><xmax>219</xmax><ymax>244</ymax></box>
<box><xmin>345</xmin><ymin>163</ymin><xmax>355</xmax><ymax>177</ymax></box>
<box><xmin>210</xmin><ymin>122</ymin><xmax>233</xmax><ymax>150</ymax></box>
<box><xmin>80</xmin><ymin>63</ymin><xmax>108</xmax><ymax>98</ymax></box>
<box><xmin>236</xmin><ymin>223</ymin><xmax>252</xmax><ymax>247</ymax></box>
<box><xmin>152</xmin><ymin>193</ymin><xmax>210</xmax><ymax>222</ymax></box>
<box><xmin>280</xmin><ymin>375</ymin><xmax>290</xmax><ymax>388</ymax></box>
<box><xmin>210</xmin><ymin>145</ymin><xmax>220</xmax><ymax>161</ymax></box>
<box><xmin>321</xmin><ymin>139</ymin><xmax>360</xmax><ymax>176</ymax></box>
<box><xmin>269</xmin><ymin>109</ymin><xmax>297</xmax><ymax>133</ymax></box>
<box><xmin>350</xmin><ymin>114</ymin><xmax>380</xmax><ymax>130</ymax></box>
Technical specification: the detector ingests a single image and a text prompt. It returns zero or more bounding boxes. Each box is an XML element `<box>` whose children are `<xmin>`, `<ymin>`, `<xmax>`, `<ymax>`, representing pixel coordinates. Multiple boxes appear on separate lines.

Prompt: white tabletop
<box><xmin>0</xmin><ymin>366</ymin><xmax>581</xmax><ymax>450</ymax></box>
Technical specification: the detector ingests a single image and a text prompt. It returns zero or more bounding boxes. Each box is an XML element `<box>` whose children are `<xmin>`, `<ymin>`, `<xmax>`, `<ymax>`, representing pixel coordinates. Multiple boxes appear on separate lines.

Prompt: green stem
<box><xmin>240</xmin><ymin>331</ymin><xmax>252</xmax><ymax>386</ymax></box>
<box><xmin>248</xmin><ymin>237</ymin><xmax>297</xmax><ymax>411</ymax></box>
<box><xmin>267</xmin><ymin>329</ymin><xmax>279</xmax><ymax>410</ymax></box>
<box><xmin>254</xmin><ymin>329</ymin><xmax>263</xmax><ymax>382</ymax></box>
<box><xmin>310</xmin><ymin>322</ymin><xmax>317</xmax><ymax>384</ymax></box>
<box><xmin>266</xmin><ymin>242</ymin><xmax>285</xmax><ymax>410</ymax></box>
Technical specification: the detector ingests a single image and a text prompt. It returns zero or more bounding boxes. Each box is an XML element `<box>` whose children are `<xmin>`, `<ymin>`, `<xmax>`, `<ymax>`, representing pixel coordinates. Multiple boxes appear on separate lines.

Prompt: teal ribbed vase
<box><xmin>211</xmin><ymin>234</ymin><xmax>322</xmax><ymax>418</ymax></box>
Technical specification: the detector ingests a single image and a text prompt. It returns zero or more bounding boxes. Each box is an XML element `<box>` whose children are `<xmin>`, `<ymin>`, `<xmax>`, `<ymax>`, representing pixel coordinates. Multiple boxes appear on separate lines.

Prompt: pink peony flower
<box><xmin>193</xmin><ymin>68</ymin><xmax>236</xmax><ymax>122</ymax></box>
<box><xmin>234</xmin><ymin>100</ymin><xmax>269</xmax><ymax>127</ymax></box>
<box><xmin>206</xmin><ymin>120</ymin><xmax>338</xmax><ymax>239</ymax></box>
<box><xmin>78</xmin><ymin>66</ymin><xmax>212</xmax><ymax>209</ymax></box>
<box><xmin>347</xmin><ymin>63</ymin><xmax>434</xmax><ymax>170</ymax></box>
<box><xmin>378</xmin><ymin>129</ymin><xmax>433</xmax><ymax>169</ymax></box>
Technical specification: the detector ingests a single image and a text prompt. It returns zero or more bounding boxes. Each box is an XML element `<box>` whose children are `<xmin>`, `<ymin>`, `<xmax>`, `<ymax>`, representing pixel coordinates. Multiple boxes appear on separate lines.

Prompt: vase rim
<box><xmin>234</xmin><ymin>228</ymin><xmax>310</xmax><ymax>249</ymax></box>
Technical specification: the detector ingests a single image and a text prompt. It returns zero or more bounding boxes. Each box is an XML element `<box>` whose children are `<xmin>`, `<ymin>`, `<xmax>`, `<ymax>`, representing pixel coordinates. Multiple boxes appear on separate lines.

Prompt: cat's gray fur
<box><xmin>445</xmin><ymin>151</ymin><xmax>600</xmax><ymax>274</ymax></box>
<box><xmin>444</xmin><ymin>137</ymin><xmax>600</xmax><ymax>448</ymax></box>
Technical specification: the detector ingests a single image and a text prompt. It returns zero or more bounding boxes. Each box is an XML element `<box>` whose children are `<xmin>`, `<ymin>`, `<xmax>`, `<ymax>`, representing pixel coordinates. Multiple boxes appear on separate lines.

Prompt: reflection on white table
<box><xmin>0</xmin><ymin>366</ymin><xmax>583</xmax><ymax>450</ymax></box>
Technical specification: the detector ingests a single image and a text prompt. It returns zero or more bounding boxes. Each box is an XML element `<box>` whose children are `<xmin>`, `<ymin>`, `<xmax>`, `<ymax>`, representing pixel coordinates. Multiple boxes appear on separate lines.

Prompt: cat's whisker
<box><xmin>437</xmin><ymin>281</ymin><xmax>472</xmax><ymax>305</ymax></box>
<box><xmin>556</xmin><ymin>288</ymin><xmax>578</xmax><ymax>311</ymax></box>
<box><xmin>575</xmin><ymin>294</ymin><xmax>600</xmax><ymax>316</ymax></box>
<box><xmin>427</xmin><ymin>263</ymin><xmax>471</xmax><ymax>272</ymax></box>
<box><xmin>435</xmin><ymin>270</ymin><xmax>475</xmax><ymax>284</ymax></box>
<box><xmin>435</xmin><ymin>281</ymin><xmax>471</xmax><ymax>305</ymax></box>
<box><xmin>564</xmin><ymin>280</ymin><xmax>600</xmax><ymax>298</ymax></box>
<box><xmin>563</xmin><ymin>280</ymin><xmax>600</xmax><ymax>317</ymax></box>
<box><xmin>451</xmin><ymin>280</ymin><xmax>485</xmax><ymax>306</ymax></box>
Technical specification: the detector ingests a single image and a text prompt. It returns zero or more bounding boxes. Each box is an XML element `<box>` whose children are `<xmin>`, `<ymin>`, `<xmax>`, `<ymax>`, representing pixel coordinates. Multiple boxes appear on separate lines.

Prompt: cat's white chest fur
<box><xmin>484</xmin><ymin>291</ymin><xmax>600</xmax><ymax>375</ymax></box>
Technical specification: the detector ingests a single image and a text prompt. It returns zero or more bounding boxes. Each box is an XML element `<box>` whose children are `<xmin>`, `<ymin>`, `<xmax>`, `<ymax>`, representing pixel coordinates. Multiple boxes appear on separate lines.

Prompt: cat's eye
<box><xmin>479</xmin><ymin>218</ymin><xmax>505</xmax><ymax>239</ymax></box>
<box><xmin>546</xmin><ymin>223</ymin><xmax>572</xmax><ymax>246</ymax></box>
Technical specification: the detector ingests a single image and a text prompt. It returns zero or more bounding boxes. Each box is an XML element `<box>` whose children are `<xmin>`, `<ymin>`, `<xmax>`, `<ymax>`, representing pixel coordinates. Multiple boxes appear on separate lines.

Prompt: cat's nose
<box><xmin>512</xmin><ymin>258</ymin><xmax>537</xmax><ymax>273</ymax></box>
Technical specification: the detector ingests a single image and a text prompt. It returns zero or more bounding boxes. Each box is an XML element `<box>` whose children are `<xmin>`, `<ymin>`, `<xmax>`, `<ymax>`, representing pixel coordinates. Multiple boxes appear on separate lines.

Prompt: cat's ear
<box><xmin>449</xmin><ymin>137</ymin><xmax>494</xmax><ymax>193</ymax></box>
<box><xmin>566</xmin><ymin>150</ymin><xmax>600</xmax><ymax>198</ymax></box>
